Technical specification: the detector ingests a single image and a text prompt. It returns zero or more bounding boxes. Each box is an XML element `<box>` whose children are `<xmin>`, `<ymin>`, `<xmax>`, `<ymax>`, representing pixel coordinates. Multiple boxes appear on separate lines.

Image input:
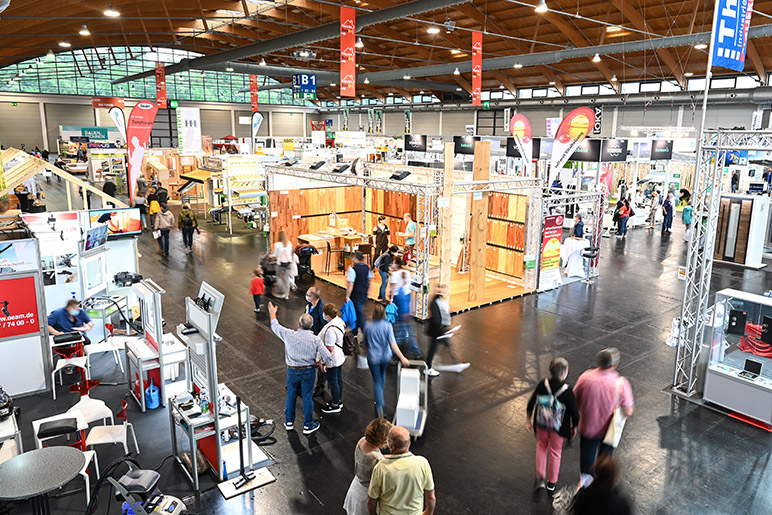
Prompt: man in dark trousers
<box><xmin>346</xmin><ymin>251</ymin><xmax>371</xmax><ymax>342</ymax></box>
<box><xmin>103</xmin><ymin>179</ymin><xmax>117</xmax><ymax>207</ymax></box>
<box><xmin>372</xmin><ymin>215</ymin><xmax>390</xmax><ymax>262</ymax></box>
<box><xmin>304</xmin><ymin>287</ymin><xmax>328</xmax><ymax>398</ymax></box>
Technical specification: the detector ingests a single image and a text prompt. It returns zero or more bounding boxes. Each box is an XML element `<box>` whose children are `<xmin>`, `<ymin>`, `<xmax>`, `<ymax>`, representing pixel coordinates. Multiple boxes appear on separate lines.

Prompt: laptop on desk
<box><xmin>738</xmin><ymin>358</ymin><xmax>763</xmax><ymax>380</ymax></box>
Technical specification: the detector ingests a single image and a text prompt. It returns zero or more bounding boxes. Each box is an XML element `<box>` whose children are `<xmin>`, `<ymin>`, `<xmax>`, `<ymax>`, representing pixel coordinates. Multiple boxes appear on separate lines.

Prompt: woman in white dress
<box><xmin>343</xmin><ymin>418</ymin><xmax>392</xmax><ymax>515</ymax></box>
<box><xmin>272</xmin><ymin>230</ymin><xmax>294</xmax><ymax>299</ymax></box>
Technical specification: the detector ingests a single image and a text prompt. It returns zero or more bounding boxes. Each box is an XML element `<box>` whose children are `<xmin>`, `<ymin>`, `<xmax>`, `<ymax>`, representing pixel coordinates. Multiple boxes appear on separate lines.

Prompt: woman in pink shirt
<box><xmin>574</xmin><ymin>348</ymin><xmax>634</xmax><ymax>487</ymax></box>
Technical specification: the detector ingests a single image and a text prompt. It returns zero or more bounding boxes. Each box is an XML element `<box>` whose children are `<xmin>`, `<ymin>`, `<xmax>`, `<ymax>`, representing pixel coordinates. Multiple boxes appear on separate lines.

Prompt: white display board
<box><xmin>177</xmin><ymin>107</ymin><xmax>203</xmax><ymax>156</ymax></box>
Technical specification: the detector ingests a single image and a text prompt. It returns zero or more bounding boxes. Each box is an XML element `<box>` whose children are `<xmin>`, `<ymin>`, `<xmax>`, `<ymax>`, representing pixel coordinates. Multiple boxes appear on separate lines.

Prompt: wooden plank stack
<box><xmin>485</xmin><ymin>192</ymin><xmax>528</xmax><ymax>279</ymax></box>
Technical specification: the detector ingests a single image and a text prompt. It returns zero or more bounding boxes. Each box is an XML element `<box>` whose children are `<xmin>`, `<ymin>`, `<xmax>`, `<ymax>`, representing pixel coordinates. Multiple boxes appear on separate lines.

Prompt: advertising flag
<box><xmin>251</xmin><ymin>112</ymin><xmax>264</xmax><ymax>147</ymax></box>
<box><xmin>107</xmin><ymin>106</ymin><xmax>127</xmax><ymax>142</ymax></box>
<box><xmin>539</xmin><ymin>214</ymin><xmax>564</xmax><ymax>291</ymax></box>
<box><xmin>509</xmin><ymin>113</ymin><xmax>533</xmax><ymax>174</ymax></box>
<box><xmin>472</xmin><ymin>32</ymin><xmax>482</xmax><ymax>106</ymax></box>
<box><xmin>340</xmin><ymin>6</ymin><xmax>356</xmax><ymax>98</ymax></box>
<box><xmin>126</xmin><ymin>101</ymin><xmax>159</xmax><ymax>203</ymax></box>
<box><xmin>549</xmin><ymin>107</ymin><xmax>596</xmax><ymax>184</ymax></box>
<box><xmin>711</xmin><ymin>0</ymin><xmax>755</xmax><ymax>72</ymax></box>
<box><xmin>155</xmin><ymin>63</ymin><xmax>167</xmax><ymax>109</ymax></box>
<box><xmin>249</xmin><ymin>74</ymin><xmax>259</xmax><ymax>112</ymax></box>
<box><xmin>176</xmin><ymin>107</ymin><xmax>202</xmax><ymax>156</ymax></box>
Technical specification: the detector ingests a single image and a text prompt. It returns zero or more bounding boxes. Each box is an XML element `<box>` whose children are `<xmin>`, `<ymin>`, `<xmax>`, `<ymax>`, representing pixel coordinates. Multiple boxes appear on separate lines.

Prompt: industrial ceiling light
<box><xmin>684</xmin><ymin>71</ymin><xmax>694</xmax><ymax>77</ymax></box>
<box><xmin>330</xmin><ymin>82</ymin><xmax>336</xmax><ymax>86</ymax></box>
<box><xmin>427</xmin><ymin>25</ymin><xmax>441</xmax><ymax>34</ymax></box>
<box><xmin>388</xmin><ymin>91</ymin><xmax>393</xmax><ymax>95</ymax></box>
<box><xmin>355</xmin><ymin>37</ymin><xmax>364</xmax><ymax>49</ymax></box>
<box><xmin>419</xmin><ymin>90</ymin><xmax>424</xmax><ymax>94</ymax></box>
<box><xmin>499</xmin><ymin>83</ymin><xmax>505</xmax><ymax>89</ymax></box>
<box><xmin>514</xmin><ymin>62</ymin><xmax>523</xmax><ymax>69</ymax></box>
<box><xmin>456</xmin><ymin>87</ymin><xmax>462</xmax><ymax>91</ymax></box>
<box><xmin>694</xmin><ymin>43</ymin><xmax>708</xmax><ymax>50</ymax></box>
<box><xmin>47</xmin><ymin>49</ymin><xmax>55</xmax><ymax>60</ymax></box>
<box><xmin>611</xmin><ymin>74</ymin><xmax>618</xmax><ymax>82</ymax></box>
<box><xmin>451</xmin><ymin>49</ymin><xmax>461</xmax><ymax>55</ymax></box>
<box><xmin>453</xmin><ymin>67</ymin><xmax>460</xmax><ymax>75</ymax></box>
<box><xmin>535</xmin><ymin>0</ymin><xmax>548</xmax><ymax>13</ymax></box>
<box><xmin>363</xmin><ymin>77</ymin><xmax>370</xmax><ymax>84</ymax></box>
<box><xmin>548</xmin><ymin>80</ymin><xmax>555</xmax><ymax>85</ymax></box>
<box><xmin>259</xmin><ymin>58</ymin><xmax>266</xmax><ymax>66</ymax></box>
<box><xmin>79</xmin><ymin>25</ymin><xmax>90</xmax><ymax>36</ymax></box>
<box><xmin>104</xmin><ymin>3</ymin><xmax>120</xmax><ymax>17</ymax></box>
<box><xmin>59</xmin><ymin>41</ymin><xmax>71</xmax><ymax>48</ymax></box>
<box><xmin>606</xmin><ymin>26</ymin><xmax>622</xmax><ymax>32</ymax></box>
<box><xmin>225</xmin><ymin>65</ymin><xmax>234</xmax><ymax>71</ymax></box>
<box><xmin>592</xmin><ymin>53</ymin><xmax>601</xmax><ymax>62</ymax></box>
<box><xmin>403</xmin><ymin>74</ymin><xmax>411</xmax><ymax>80</ymax></box>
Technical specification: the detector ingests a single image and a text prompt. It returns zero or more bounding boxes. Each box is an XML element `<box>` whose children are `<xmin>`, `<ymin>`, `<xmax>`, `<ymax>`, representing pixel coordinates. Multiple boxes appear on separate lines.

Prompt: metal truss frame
<box><xmin>540</xmin><ymin>188</ymin><xmax>607</xmax><ymax>279</ymax></box>
<box><xmin>672</xmin><ymin>130</ymin><xmax>772</xmax><ymax>397</ymax></box>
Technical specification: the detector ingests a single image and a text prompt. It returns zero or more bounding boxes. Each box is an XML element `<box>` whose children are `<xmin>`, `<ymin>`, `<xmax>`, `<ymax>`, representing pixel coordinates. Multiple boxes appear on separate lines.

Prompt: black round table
<box><xmin>0</xmin><ymin>446</ymin><xmax>86</xmax><ymax>515</ymax></box>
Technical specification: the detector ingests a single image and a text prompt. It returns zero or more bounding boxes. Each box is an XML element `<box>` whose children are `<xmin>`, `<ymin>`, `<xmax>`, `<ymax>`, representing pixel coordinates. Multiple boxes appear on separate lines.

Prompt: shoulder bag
<box><xmin>602</xmin><ymin>378</ymin><xmax>627</xmax><ymax>448</ymax></box>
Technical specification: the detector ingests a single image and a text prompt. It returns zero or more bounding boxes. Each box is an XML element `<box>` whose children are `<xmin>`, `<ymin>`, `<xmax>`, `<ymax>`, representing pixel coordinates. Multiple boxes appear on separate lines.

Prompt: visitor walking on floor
<box><xmin>374</xmin><ymin>246</ymin><xmax>397</xmax><ymax>302</ymax></box>
<box><xmin>153</xmin><ymin>203</ymin><xmax>175</xmax><ymax>256</ymax></box>
<box><xmin>661</xmin><ymin>193</ymin><xmax>674</xmax><ymax>234</ymax></box>
<box><xmin>318</xmin><ymin>303</ymin><xmax>347</xmax><ymax>414</ymax></box>
<box><xmin>400</xmin><ymin>213</ymin><xmax>417</xmax><ymax>255</ymax></box>
<box><xmin>617</xmin><ymin>200</ymin><xmax>631</xmax><ymax>238</ymax></box>
<box><xmin>250</xmin><ymin>268</ymin><xmax>264</xmax><ymax>313</ymax></box>
<box><xmin>574</xmin><ymin>348</ymin><xmax>634</xmax><ymax>488</ymax></box>
<box><xmin>346</xmin><ymin>251</ymin><xmax>371</xmax><ymax>342</ymax></box>
<box><xmin>147</xmin><ymin>187</ymin><xmax>160</xmax><ymax>229</ymax></box>
<box><xmin>682</xmin><ymin>201</ymin><xmax>693</xmax><ymax>242</ymax></box>
<box><xmin>424</xmin><ymin>285</ymin><xmax>469</xmax><ymax>377</ymax></box>
<box><xmin>647</xmin><ymin>191</ymin><xmax>659</xmax><ymax>229</ymax></box>
<box><xmin>274</xmin><ymin>230</ymin><xmax>294</xmax><ymax>299</ymax></box>
<box><xmin>391</xmin><ymin>261</ymin><xmax>422</xmax><ymax>360</ymax></box>
<box><xmin>344</xmin><ymin>418</ymin><xmax>392</xmax><ymax>515</ymax></box>
<box><xmin>363</xmin><ymin>303</ymin><xmax>410</xmax><ymax>418</ymax></box>
<box><xmin>304</xmin><ymin>287</ymin><xmax>328</xmax><ymax>398</ymax></box>
<box><xmin>367</xmin><ymin>425</ymin><xmax>436</xmax><ymax>515</ymax></box>
<box><xmin>526</xmin><ymin>357</ymin><xmax>580</xmax><ymax>493</ymax></box>
<box><xmin>572</xmin><ymin>456</ymin><xmax>632</xmax><ymax>515</ymax></box>
<box><xmin>133</xmin><ymin>190</ymin><xmax>147</xmax><ymax>230</ymax></box>
<box><xmin>178</xmin><ymin>202</ymin><xmax>198</xmax><ymax>253</ymax></box>
<box><xmin>268</xmin><ymin>301</ymin><xmax>332</xmax><ymax>435</ymax></box>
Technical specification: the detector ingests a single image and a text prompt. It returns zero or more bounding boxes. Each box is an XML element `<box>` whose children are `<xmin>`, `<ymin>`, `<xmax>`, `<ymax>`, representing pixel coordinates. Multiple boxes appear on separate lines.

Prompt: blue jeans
<box><xmin>662</xmin><ymin>213</ymin><xmax>673</xmax><ymax>233</ymax></box>
<box><xmin>378</xmin><ymin>270</ymin><xmax>389</xmax><ymax>300</ymax></box>
<box><xmin>327</xmin><ymin>365</ymin><xmax>343</xmax><ymax>405</ymax></box>
<box><xmin>285</xmin><ymin>367</ymin><xmax>315</xmax><ymax>428</ymax></box>
<box><xmin>395</xmin><ymin>317</ymin><xmax>421</xmax><ymax>356</ymax></box>
<box><xmin>619</xmin><ymin>216</ymin><xmax>629</xmax><ymax>236</ymax></box>
<box><xmin>353</xmin><ymin>299</ymin><xmax>367</xmax><ymax>340</ymax></box>
<box><xmin>579</xmin><ymin>436</ymin><xmax>614</xmax><ymax>478</ymax></box>
<box><xmin>157</xmin><ymin>229</ymin><xmax>170</xmax><ymax>254</ymax></box>
<box><xmin>368</xmin><ymin>362</ymin><xmax>388</xmax><ymax>417</ymax></box>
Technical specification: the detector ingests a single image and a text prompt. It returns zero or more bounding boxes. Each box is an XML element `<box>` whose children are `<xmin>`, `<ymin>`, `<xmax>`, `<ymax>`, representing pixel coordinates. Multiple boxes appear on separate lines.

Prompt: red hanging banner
<box><xmin>340</xmin><ymin>6</ymin><xmax>356</xmax><ymax>98</ymax></box>
<box><xmin>155</xmin><ymin>63</ymin><xmax>167</xmax><ymax>109</ymax></box>
<box><xmin>472</xmin><ymin>32</ymin><xmax>482</xmax><ymax>106</ymax></box>
<box><xmin>250</xmin><ymin>74</ymin><xmax>259</xmax><ymax>112</ymax></box>
<box><xmin>127</xmin><ymin>101</ymin><xmax>159</xmax><ymax>204</ymax></box>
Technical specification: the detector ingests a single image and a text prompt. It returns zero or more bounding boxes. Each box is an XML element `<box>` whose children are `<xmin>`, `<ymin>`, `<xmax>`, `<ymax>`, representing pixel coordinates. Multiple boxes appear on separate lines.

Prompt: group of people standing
<box><xmin>526</xmin><ymin>348</ymin><xmax>634</xmax><ymax>514</ymax></box>
<box><xmin>613</xmin><ymin>188</ymin><xmax>685</xmax><ymax>238</ymax></box>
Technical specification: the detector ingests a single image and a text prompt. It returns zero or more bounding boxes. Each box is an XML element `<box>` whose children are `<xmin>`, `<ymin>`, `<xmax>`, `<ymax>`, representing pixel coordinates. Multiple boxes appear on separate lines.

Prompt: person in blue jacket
<box><xmin>47</xmin><ymin>299</ymin><xmax>94</xmax><ymax>344</ymax></box>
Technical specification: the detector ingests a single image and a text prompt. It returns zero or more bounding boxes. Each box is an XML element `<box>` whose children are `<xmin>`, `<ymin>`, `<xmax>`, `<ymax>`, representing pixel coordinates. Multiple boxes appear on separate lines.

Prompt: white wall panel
<box><xmin>0</xmin><ymin>102</ymin><xmax>44</xmax><ymax>149</ymax></box>
<box><xmin>412</xmin><ymin>112</ymin><xmax>440</xmax><ymax>135</ymax></box>
<box><xmin>45</xmin><ymin>103</ymin><xmax>95</xmax><ymax>150</ymax></box>
<box><xmin>441</xmin><ymin>111</ymin><xmax>474</xmax><ymax>135</ymax></box>
<box><xmin>272</xmin><ymin>111</ymin><xmax>304</xmax><ymax>136</ymax></box>
<box><xmin>200</xmin><ymin>109</ymin><xmax>232</xmax><ymax>137</ymax></box>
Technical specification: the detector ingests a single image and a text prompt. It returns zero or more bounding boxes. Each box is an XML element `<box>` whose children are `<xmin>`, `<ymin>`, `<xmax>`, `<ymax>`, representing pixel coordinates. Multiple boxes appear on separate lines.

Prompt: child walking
<box><xmin>526</xmin><ymin>358</ymin><xmax>580</xmax><ymax>493</ymax></box>
<box><xmin>251</xmin><ymin>268</ymin><xmax>265</xmax><ymax>313</ymax></box>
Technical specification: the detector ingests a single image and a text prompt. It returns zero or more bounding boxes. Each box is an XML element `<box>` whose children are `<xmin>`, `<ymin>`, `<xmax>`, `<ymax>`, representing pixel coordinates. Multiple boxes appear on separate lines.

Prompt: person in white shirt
<box><xmin>273</xmin><ymin>230</ymin><xmax>294</xmax><ymax>299</ymax></box>
<box><xmin>318</xmin><ymin>303</ymin><xmax>347</xmax><ymax>414</ymax></box>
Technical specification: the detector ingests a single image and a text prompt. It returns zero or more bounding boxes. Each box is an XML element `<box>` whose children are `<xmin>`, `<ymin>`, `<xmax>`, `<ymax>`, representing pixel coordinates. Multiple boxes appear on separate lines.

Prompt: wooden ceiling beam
<box><xmin>452</xmin><ymin>75</ymin><xmax>473</xmax><ymax>95</ymax></box>
<box><xmin>747</xmin><ymin>41</ymin><xmax>767</xmax><ymax>85</ymax></box>
<box><xmin>489</xmin><ymin>71</ymin><xmax>517</xmax><ymax>96</ymax></box>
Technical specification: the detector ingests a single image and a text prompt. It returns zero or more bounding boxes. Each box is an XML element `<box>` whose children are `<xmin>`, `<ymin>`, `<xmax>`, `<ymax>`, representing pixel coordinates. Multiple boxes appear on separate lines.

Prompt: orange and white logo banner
<box><xmin>250</xmin><ymin>74</ymin><xmax>259</xmax><ymax>112</ymax></box>
<box><xmin>340</xmin><ymin>6</ymin><xmax>356</xmax><ymax>98</ymax></box>
<box><xmin>509</xmin><ymin>113</ymin><xmax>533</xmax><ymax>174</ymax></box>
<box><xmin>472</xmin><ymin>32</ymin><xmax>482</xmax><ymax>106</ymax></box>
<box><xmin>549</xmin><ymin>107</ymin><xmax>596</xmax><ymax>184</ymax></box>
<box><xmin>155</xmin><ymin>63</ymin><xmax>167</xmax><ymax>109</ymax></box>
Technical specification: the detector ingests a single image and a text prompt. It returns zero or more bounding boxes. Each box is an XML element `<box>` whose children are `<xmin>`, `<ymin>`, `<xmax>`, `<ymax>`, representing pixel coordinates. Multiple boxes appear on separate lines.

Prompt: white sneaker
<box><xmin>424</xmin><ymin>368</ymin><xmax>440</xmax><ymax>377</ymax></box>
<box><xmin>456</xmin><ymin>363</ymin><xmax>471</xmax><ymax>373</ymax></box>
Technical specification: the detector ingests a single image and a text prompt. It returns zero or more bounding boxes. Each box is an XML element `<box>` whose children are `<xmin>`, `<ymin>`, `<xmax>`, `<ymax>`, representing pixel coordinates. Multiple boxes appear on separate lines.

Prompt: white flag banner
<box><xmin>107</xmin><ymin>106</ymin><xmax>127</xmax><ymax>142</ymax></box>
<box><xmin>176</xmin><ymin>107</ymin><xmax>202</xmax><ymax>155</ymax></box>
<box><xmin>251</xmin><ymin>112</ymin><xmax>265</xmax><ymax>146</ymax></box>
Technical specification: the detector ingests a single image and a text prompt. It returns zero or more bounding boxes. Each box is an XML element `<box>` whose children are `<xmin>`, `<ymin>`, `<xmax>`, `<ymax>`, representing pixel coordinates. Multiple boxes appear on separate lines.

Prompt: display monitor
<box><xmin>196</xmin><ymin>281</ymin><xmax>225</xmax><ymax>333</ymax></box>
<box><xmin>761</xmin><ymin>315</ymin><xmax>772</xmax><ymax>345</ymax></box>
<box><xmin>726</xmin><ymin>309</ymin><xmax>748</xmax><ymax>335</ymax></box>
<box><xmin>743</xmin><ymin>358</ymin><xmax>762</xmax><ymax>376</ymax></box>
<box><xmin>83</xmin><ymin>225</ymin><xmax>108</xmax><ymax>252</ymax></box>
<box><xmin>88</xmin><ymin>208</ymin><xmax>142</xmax><ymax>237</ymax></box>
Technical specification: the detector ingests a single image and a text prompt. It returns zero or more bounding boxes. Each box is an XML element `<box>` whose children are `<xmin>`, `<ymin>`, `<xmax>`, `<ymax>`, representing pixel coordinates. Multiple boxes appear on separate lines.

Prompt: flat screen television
<box><xmin>88</xmin><ymin>208</ymin><xmax>142</xmax><ymax>237</ymax></box>
<box><xmin>83</xmin><ymin>224</ymin><xmax>108</xmax><ymax>252</ymax></box>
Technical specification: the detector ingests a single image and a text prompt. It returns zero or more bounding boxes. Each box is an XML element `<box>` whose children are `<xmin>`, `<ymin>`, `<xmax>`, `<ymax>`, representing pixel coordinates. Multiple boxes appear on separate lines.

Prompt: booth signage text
<box><xmin>601</xmin><ymin>139</ymin><xmax>628</xmax><ymax>162</ymax></box>
<box><xmin>569</xmin><ymin>139</ymin><xmax>601</xmax><ymax>162</ymax></box>
<box><xmin>711</xmin><ymin>0</ymin><xmax>755</xmax><ymax>72</ymax></box>
<box><xmin>0</xmin><ymin>276</ymin><xmax>39</xmax><ymax>338</ymax></box>
<box><xmin>651</xmin><ymin>139</ymin><xmax>674</xmax><ymax>160</ymax></box>
<box><xmin>405</xmin><ymin>135</ymin><xmax>427</xmax><ymax>152</ymax></box>
<box><xmin>454</xmin><ymin>136</ymin><xmax>478</xmax><ymax>155</ymax></box>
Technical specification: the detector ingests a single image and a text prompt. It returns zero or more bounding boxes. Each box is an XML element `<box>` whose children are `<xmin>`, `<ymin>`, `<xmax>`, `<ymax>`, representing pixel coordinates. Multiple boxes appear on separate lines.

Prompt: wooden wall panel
<box><xmin>469</xmin><ymin>141</ymin><xmax>491</xmax><ymax>301</ymax></box>
<box><xmin>735</xmin><ymin>200</ymin><xmax>753</xmax><ymax>263</ymax></box>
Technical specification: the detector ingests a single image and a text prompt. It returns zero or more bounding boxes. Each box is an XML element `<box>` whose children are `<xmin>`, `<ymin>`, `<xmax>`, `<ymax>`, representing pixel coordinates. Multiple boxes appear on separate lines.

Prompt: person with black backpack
<box><xmin>318</xmin><ymin>303</ymin><xmax>348</xmax><ymax>414</ymax></box>
<box><xmin>526</xmin><ymin>357</ymin><xmax>580</xmax><ymax>493</ymax></box>
<box><xmin>177</xmin><ymin>203</ymin><xmax>199</xmax><ymax>254</ymax></box>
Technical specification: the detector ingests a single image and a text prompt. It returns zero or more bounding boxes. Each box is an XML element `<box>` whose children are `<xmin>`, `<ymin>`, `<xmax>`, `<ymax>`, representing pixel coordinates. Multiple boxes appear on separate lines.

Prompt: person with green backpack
<box><xmin>526</xmin><ymin>357</ymin><xmax>580</xmax><ymax>493</ymax></box>
<box><xmin>178</xmin><ymin>203</ymin><xmax>199</xmax><ymax>254</ymax></box>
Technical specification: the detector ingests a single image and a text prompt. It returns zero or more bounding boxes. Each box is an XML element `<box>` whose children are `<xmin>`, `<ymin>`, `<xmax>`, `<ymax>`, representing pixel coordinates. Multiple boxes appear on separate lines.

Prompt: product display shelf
<box><xmin>484</xmin><ymin>192</ymin><xmax>529</xmax><ymax>279</ymax></box>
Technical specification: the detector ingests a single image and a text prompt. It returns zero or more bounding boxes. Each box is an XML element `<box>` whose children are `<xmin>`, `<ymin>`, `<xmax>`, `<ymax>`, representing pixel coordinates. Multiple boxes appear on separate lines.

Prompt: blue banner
<box><xmin>711</xmin><ymin>0</ymin><xmax>754</xmax><ymax>72</ymax></box>
<box><xmin>292</xmin><ymin>74</ymin><xmax>317</xmax><ymax>99</ymax></box>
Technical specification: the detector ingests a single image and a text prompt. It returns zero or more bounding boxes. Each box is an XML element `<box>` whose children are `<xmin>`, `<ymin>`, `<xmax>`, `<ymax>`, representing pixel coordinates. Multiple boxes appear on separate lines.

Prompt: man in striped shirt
<box><xmin>269</xmin><ymin>301</ymin><xmax>333</xmax><ymax>435</ymax></box>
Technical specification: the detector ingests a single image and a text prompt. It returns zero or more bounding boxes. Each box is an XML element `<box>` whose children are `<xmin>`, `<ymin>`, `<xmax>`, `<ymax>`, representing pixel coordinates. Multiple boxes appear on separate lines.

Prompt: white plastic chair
<box><xmin>80</xmin><ymin>450</ymin><xmax>100</xmax><ymax>504</ymax></box>
<box><xmin>84</xmin><ymin>324</ymin><xmax>125</xmax><ymax>374</ymax></box>
<box><xmin>68</xmin><ymin>395</ymin><xmax>114</xmax><ymax>426</ymax></box>
<box><xmin>86</xmin><ymin>401</ymin><xmax>139</xmax><ymax>455</ymax></box>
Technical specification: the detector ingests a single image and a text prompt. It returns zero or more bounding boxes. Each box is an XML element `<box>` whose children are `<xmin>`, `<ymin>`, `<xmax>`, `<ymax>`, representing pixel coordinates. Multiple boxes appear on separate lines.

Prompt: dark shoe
<box><xmin>303</xmin><ymin>421</ymin><xmax>320</xmax><ymax>435</ymax></box>
<box><xmin>546</xmin><ymin>481</ymin><xmax>556</xmax><ymax>493</ymax></box>
<box><xmin>313</xmin><ymin>388</ymin><xmax>325</xmax><ymax>398</ymax></box>
<box><xmin>534</xmin><ymin>478</ymin><xmax>546</xmax><ymax>491</ymax></box>
<box><xmin>321</xmin><ymin>403</ymin><xmax>342</xmax><ymax>414</ymax></box>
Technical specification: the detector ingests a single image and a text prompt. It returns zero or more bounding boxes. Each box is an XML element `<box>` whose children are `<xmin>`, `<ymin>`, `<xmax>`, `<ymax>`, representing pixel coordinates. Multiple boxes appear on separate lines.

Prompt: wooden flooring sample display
<box><xmin>269</xmin><ymin>186</ymin><xmax>363</xmax><ymax>244</ymax></box>
<box><xmin>367</xmin><ymin>190</ymin><xmax>417</xmax><ymax>219</ymax></box>
<box><xmin>486</xmin><ymin>220</ymin><xmax>525</xmax><ymax>251</ymax></box>
<box><xmin>485</xmin><ymin>246</ymin><xmax>525</xmax><ymax>278</ymax></box>
<box><xmin>487</xmin><ymin>192</ymin><xmax>528</xmax><ymax>222</ymax></box>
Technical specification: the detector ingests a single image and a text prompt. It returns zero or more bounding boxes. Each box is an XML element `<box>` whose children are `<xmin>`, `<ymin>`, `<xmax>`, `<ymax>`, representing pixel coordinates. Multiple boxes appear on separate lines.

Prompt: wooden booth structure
<box><xmin>265</xmin><ymin>142</ymin><xmax>542</xmax><ymax>318</ymax></box>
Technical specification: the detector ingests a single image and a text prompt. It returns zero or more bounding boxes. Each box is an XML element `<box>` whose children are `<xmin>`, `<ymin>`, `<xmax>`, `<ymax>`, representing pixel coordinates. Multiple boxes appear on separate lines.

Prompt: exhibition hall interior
<box><xmin>1</xmin><ymin>0</ymin><xmax>772</xmax><ymax>513</ymax></box>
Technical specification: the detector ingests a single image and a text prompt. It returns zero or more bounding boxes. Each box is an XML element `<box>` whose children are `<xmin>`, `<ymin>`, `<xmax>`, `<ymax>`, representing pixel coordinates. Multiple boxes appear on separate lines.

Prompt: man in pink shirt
<box><xmin>574</xmin><ymin>348</ymin><xmax>634</xmax><ymax>487</ymax></box>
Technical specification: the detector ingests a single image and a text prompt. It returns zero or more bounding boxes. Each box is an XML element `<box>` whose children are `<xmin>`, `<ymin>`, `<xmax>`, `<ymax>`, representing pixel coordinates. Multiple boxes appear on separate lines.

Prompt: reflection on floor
<box><xmin>11</xmin><ymin>178</ymin><xmax>772</xmax><ymax>514</ymax></box>
<box><xmin>316</xmin><ymin>268</ymin><xmax>529</xmax><ymax>314</ymax></box>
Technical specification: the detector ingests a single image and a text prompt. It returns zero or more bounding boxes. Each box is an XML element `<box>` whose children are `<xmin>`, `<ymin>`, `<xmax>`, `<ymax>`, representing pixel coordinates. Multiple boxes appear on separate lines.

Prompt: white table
<box><xmin>0</xmin><ymin>413</ymin><xmax>22</xmax><ymax>459</ymax></box>
<box><xmin>560</xmin><ymin>237</ymin><xmax>590</xmax><ymax>278</ymax></box>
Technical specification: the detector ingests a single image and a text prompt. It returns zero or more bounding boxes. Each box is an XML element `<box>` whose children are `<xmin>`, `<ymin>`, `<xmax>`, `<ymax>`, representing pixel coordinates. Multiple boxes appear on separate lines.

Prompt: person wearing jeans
<box><xmin>574</xmin><ymin>348</ymin><xmax>634</xmax><ymax>487</ymax></box>
<box><xmin>177</xmin><ymin>202</ymin><xmax>198</xmax><ymax>254</ymax></box>
<box><xmin>153</xmin><ymin>203</ymin><xmax>175</xmax><ymax>256</ymax></box>
<box><xmin>526</xmin><ymin>358</ymin><xmax>579</xmax><ymax>492</ymax></box>
<box><xmin>617</xmin><ymin>201</ymin><xmax>630</xmax><ymax>238</ymax></box>
<box><xmin>363</xmin><ymin>303</ymin><xmax>410</xmax><ymax>418</ymax></box>
<box><xmin>374</xmin><ymin>246</ymin><xmax>397</xmax><ymax>301</ymax></box>
<box><xmin>346</xmin><ymin>251</ymin><xmax>371</xmax><ymax>341</ymax></box>
<box><xmin>318</xmin><ymin>304</ymin><xmax>347</xmax><ymax>414</ymax></box>
<box><xmin>268</xmin><ymin>302</ymin><xmax>333</xmax><ymax>435</ymax></box>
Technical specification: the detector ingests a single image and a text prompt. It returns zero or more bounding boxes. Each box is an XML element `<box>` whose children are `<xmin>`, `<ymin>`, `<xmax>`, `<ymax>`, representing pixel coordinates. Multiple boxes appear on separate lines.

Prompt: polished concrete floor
<box><xmin>9</xmin><ymin>183</ymin><xmax>772</xmax><ymax>514</ymax></box>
